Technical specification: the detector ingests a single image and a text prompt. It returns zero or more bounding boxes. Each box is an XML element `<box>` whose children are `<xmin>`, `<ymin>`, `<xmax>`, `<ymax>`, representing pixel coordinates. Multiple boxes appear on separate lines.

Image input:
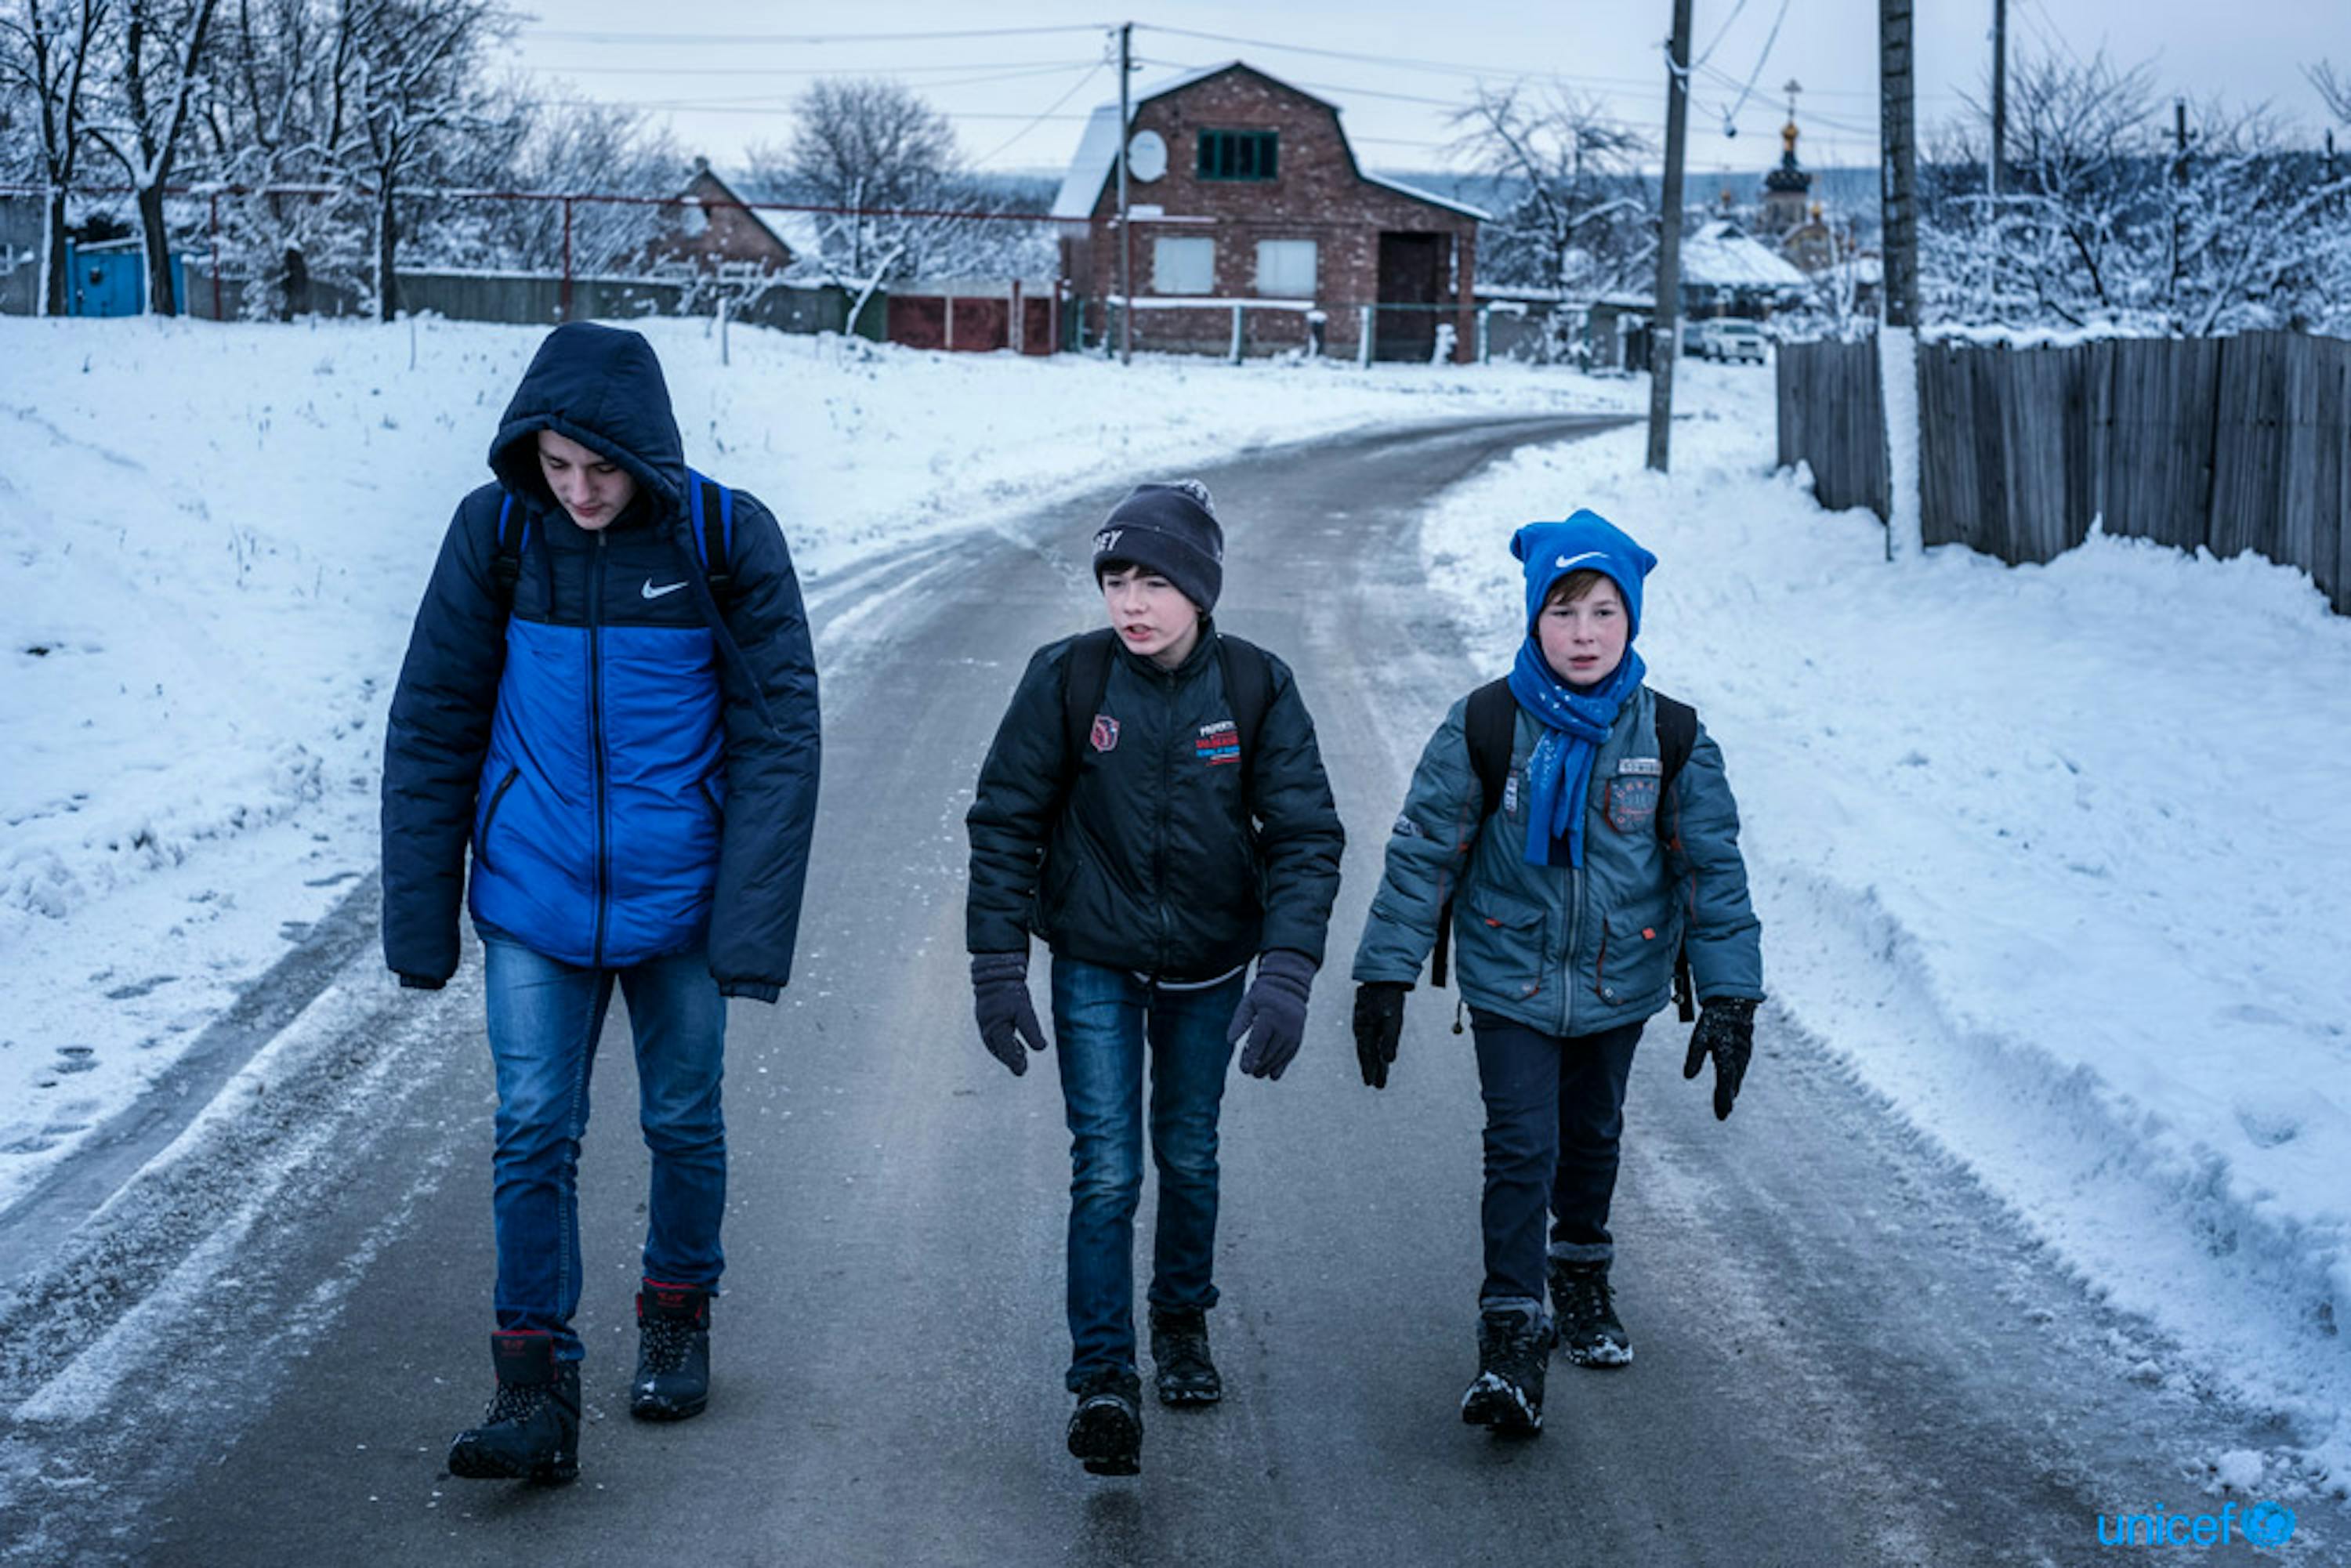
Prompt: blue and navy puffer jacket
<box><xmin>381</xmin><ymin>323</ymin><xmax>820</xmax><ymax>998</ymax></box>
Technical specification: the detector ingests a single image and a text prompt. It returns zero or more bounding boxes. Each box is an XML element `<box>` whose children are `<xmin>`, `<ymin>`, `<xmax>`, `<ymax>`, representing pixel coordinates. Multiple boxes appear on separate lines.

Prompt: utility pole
<box><xmin>1117</xmin><ymin>21</ymin><xmax>1134</xmax><ymax>366</ymax></box>
<box><xmin>2174</xmin><ymin>96</ymin><xmax>2190</xmax><ymax>180</ymax></box>
<box><xmin>1645</xmin><ymin>0</ymin><xmax>1693</xmax><ymax>473</ymax></box>
<box><xmin>1879</xmin><ymin>0</ymin><xmax>1922</xmax><ymax>556</ymax></box>
<box><xmin>1989</xmin><ymin>0</ymin><xmax>2007</xmax><ymax>198</ymax></box>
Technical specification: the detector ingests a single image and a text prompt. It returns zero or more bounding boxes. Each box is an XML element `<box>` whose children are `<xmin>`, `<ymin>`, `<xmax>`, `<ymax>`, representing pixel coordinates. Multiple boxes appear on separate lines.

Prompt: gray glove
<box><xmin>971</xmin><ymin>951</ymin><xmax>1048</xmax><ymax>1075</ymax></box>
<box><xmin>1226</xmin><ymin>949</ymin><xmax>1317</xmax><ymax>1081</ymax></box>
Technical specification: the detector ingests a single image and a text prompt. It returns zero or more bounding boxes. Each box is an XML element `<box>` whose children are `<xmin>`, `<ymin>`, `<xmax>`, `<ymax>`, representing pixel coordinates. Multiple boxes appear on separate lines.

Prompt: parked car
<box><xmin>1690</xmin><ymin>318</ymin><xmax>1768</xmax><ymax>364</ymax></box>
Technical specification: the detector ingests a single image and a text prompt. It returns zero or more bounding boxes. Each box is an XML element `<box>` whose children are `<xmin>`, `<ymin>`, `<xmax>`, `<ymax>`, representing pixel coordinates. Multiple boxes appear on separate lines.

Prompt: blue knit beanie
<box><xmin>1509</xmin><ymin>509</ymin><xmax>1657</xmax><ymax>639</ymax></box>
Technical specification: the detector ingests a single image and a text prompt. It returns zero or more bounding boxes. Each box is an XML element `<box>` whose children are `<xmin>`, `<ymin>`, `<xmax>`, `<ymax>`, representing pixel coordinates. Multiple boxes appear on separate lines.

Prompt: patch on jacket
<box><xmin>1392</xmin><ymin>814</ymin><xmax>1425</xmax><ymax>839</ymax></box>
<box><xmin>1503</xmin><ymin>771</ymin><xmax>1520</xmax><ymax>817</ymax></box>
<box><xmin>1606</xmin><ymin>775</ymin><xmax>1660</xmax><ymax>832</ymax></box>
<box><xmin>1617</xmin><ymin>756</ymin><xmax>1662</xmax><ymax>777</ymax></box>
<box><xmin>1195</xmin><ymin>719</ymin><xmax>1241</xmax><ymax>766</ymax></box>
<box><xmin>1090</xmin><ymin>715</ymin><xmax>1120</xmax><ymax>753</ymax></box>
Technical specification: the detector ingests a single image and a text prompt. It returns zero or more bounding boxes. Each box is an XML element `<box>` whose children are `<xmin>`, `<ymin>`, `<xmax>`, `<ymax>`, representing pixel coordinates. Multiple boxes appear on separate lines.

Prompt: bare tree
<box><xmin>755</xmin><ymin>76</ymin><xmax>963</xmax><ymax>282</ymax></box>
<box><xmin>1923</xmin><ymin>49</ymin><xmax>2351</xmax><ymax>334</ymax></box>
<box><xmin>1447</xmin><ymin>82</ymin><xmax>1652</xmax><ymax>313</ymax></box>
<box><xmin>2307</xmin><ymin>60</ymin><xmax>2351</xmax><ymax>129</ymax></box>
<box><xmin>336</xmin><ymin>0</ymin><xmax>513</xmax><ymax>320</ymax></box>
<box><xmin>84</xmin><ymin>0</ymin><xmax>219</xmax><ymax>314</ymax></box>
<box><xmin>0</xmin><ymin>0</ymin><xmax>110</xmax><ymax>314</ymax></box>
<box><xmin>487</xmin><ymin>94</ymin><xmax>679</xmax><ymax>277</ymax></box>
<box><xmin>193</xmin><ymin>0</ymin><xmax>367</xmax><ymax>317</ymax></box>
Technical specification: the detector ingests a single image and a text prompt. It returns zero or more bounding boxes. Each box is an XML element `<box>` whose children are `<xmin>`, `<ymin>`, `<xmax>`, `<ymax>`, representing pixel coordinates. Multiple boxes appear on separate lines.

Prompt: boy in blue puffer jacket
<box><xmin>1350</xmin><ymin>509</ymin><xmax>1761</xmax><ymax>1437</ymax></box>
<box><xmin>382</xmin><ymin>323</ymin><xmax>820</xmax><ymax>1483</ymax></box>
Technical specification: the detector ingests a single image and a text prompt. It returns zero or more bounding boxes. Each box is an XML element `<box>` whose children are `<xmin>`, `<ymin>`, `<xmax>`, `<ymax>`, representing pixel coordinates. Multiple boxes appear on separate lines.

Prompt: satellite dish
<box><xmin>1127</xmin><ymin>129</ymin><xmax>1167</xmax><ymax>183</ymax></box>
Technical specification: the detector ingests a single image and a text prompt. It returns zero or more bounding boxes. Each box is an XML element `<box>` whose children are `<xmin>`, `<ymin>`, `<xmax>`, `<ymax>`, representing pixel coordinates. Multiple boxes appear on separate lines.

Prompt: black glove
<box><xmin>1683</xmin><ymin>997</ymin><xmax>1759</xmax><ymax>1120</ymax></box>
<box><xmin>1353</xmin><ymin>982</ymin><xmax>1408</xmax><ymax>1089</ymax></box>
<box><xmin>1226</xmin><ymin>949</ymin><xmax>1316</xmax><ymax>1081</ymax></box>
<box><xmin>971</xmin><ymin>951</ymin><xmax>1048</xmax><ymax>1076</ymax></box>
<box><xmin>397</xmin><ymin>972</ymin><xmax>445</xmax><ymax>991</ymax></box>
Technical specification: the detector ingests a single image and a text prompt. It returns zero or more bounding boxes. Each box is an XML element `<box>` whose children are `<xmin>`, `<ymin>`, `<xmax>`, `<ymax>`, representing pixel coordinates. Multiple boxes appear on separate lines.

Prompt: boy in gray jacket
<box><xmin>1351</xmin><ymin>509</ymin><xmax>1762</xmax><ymax>1436</ymax></box>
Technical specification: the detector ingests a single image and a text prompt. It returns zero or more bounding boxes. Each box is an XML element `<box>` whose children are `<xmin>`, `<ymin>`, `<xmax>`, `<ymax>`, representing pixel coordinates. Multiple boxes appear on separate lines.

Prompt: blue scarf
<box><xmin>1507</xmin><ymin>639</ymin><xmax>1646</xmax><ymax>868</ymax></box>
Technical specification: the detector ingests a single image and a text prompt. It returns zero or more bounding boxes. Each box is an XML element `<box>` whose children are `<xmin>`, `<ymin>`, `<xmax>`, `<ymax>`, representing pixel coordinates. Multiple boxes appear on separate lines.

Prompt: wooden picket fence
<box><xmin>1775</xmin><ymin>331</ymin><xmax>2351</xmax><ymax>613</ymax></box>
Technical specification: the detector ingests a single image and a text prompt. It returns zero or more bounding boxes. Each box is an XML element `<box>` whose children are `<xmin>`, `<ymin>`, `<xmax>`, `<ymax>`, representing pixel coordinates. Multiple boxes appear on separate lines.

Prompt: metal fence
<box><xmin>1776</xmin><ymin>333</ymin><xmax>2351</xmax><ymax>613</ymax></box>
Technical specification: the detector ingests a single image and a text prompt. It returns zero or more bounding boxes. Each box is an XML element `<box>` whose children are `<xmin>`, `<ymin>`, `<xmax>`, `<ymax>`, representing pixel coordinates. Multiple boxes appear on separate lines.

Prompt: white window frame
<box><xmin>1254</xmin><ymin>238</ymin><xmax>1317</xmax><ymax>299</ymax></box>
<box><xmin>1150</xmin><ymin>236</ymin><xmax>1216</xmax><ymax>296</ymax></box>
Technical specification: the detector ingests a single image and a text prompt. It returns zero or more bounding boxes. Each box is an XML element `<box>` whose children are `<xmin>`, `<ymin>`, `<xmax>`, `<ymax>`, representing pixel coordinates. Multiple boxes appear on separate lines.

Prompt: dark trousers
<box><xmin>1469</xmin><ymin>1011</ymin><xmax>1644</xmax><ymax>1308</ymax></box>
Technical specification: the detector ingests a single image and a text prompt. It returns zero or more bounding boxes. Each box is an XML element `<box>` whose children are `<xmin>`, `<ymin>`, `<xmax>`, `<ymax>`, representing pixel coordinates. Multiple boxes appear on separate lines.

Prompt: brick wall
<box><xmin>1067</xmin><ymin>67</ymin><xmax>1476</xmax><ymax>361</ymax></box>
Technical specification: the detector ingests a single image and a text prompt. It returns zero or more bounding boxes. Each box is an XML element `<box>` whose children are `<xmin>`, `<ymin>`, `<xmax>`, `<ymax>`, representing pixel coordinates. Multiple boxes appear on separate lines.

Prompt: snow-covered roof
<box><xmin>1052</xmin><ymin>103</ymin><xmax>1126</xmax><ymax>221</ymax></box>
<box><xmin>1677</xmin><ymin>219</ymin><xmax>1810</xmax><ymax>292</ymax></box>
<box><xmin>715</xmin><ymin>171</ymin><xmax>828</xmax><ymax>261</ymax></box>
<box><xmin>1361</xmin><ymin>173</ymin><xmax>1487</xmax><ymax>222</ymax></box>
<box><xmin>1049</xmin><ymin>61</ymin><xmax>1484</xmax><ymax>223</ymax></box>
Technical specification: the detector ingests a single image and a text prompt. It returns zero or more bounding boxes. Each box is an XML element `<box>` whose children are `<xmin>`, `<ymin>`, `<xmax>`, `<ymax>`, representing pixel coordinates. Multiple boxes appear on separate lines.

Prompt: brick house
<box><xmin>1053</xmin><ymin>62</ymin><xmax>1486</xmax><ymax>362</ymax></box>
<box><xmin>646</xmin><ymin>160</ymin><xmax>817</xmax><ymax>275</ymax></box>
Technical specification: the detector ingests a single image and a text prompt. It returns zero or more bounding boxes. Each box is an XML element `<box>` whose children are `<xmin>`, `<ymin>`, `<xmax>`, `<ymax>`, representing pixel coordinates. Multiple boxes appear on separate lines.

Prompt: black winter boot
<box><xmin>1067</xmin><ymin>1367</ymin><xmax>1144</xmax><ymax>1476</ymax></box>
<box><xmin>631</xmin><ymin>1280</ymin><xmax>712</xmax><ymax>1421</ymax></box>
<box><xmin>1148</xmin><ymin>1306</ymin><xmax>1222</xmax><ymax>1407</ymax></box>
<box><xmin>1460</xmin><ymin>1305</ymin><xmax>1552</xmax><ymax>1436</ymax></box>
<box><xmin>1549</xmin><ymin>1258</ymin><xmax>1633</xmax><ymax>1368</ymax></box>
<box><xmin>447</xmin><ymin>1331</ymin><xmax>581</xmax><ymax>1483</ymax></box>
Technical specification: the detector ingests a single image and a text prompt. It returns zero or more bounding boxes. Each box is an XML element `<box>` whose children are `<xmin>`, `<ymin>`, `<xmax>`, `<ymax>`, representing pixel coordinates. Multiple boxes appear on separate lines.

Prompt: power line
<box><xmin>521</xmin><ymin>23</ymin><xmax>1113</xmax><ymax>45</ymax></box>
<box><xmin>1132</xmin><ymin>56</ymin><xmax>1465</xmax><ymax>110</ymax></box>
<box><xmin>525</xmin><ymin>59</ymin><xmax>1097</xmax><ymax>80</ymax></box>
<box><xmin>1135</xmin><ymin>23</ymin><xmax>1665</xmax><ymax>91</ymax></box>
<box><xmin>969</xmin><ymin>63</ymin><xmax>1109</xmax><ymax>167</ymax></box>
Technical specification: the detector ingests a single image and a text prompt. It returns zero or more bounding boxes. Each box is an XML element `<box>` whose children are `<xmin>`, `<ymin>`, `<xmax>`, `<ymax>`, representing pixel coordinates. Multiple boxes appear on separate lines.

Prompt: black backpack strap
<box><xmin>1651</xmin><ymin>691</ymin><xmax>1700</xmax><ymax>1020</ymax></box>
<box><xmin>491</xmin><ymin>493</ymin><xmax>524</xmax><ymax>607</ymax></box>
<box><xmin>1433</xmin><ymin>677</ymin><xmax>1519</xmax><ymax>989</ymax></box>
<box><xmin>1057</xmin><ymin>628</ymin><xmax>1119</xmax><ymax>795</ymax></box>
<box><xmin>687</xmin><ymin>469</ymin><xmax>734</xmax><ymax>605</ymax></box>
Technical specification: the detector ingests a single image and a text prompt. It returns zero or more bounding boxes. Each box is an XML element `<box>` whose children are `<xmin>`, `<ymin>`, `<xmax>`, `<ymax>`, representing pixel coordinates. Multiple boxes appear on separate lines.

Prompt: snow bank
<box><xmin>0</xmin><ymin>313</ymin><xmax>1634</xmax><ymax>1218</ymax></box>
<box><xmin>1419</xmin><ymin>360</ymin><xmax>2351</xmax><ymax>1497</ymax></box>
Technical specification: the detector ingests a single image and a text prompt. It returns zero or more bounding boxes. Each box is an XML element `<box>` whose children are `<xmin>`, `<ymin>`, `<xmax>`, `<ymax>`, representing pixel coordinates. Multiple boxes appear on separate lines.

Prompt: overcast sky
<box><xmin>512</xmin><ymin>1</ymin><xmax>2348</xmax><ymax>209</ymax></box>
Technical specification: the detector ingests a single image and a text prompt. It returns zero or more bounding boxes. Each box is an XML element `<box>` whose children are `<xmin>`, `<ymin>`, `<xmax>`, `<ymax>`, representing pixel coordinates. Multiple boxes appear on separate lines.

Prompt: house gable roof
<box><xmin>1050</xmin><ymin>60</ymin><xmax>1486</xmax><ymax>223</ymax></box>
<box><xmin>691</xmin><ymin>165</ymin><xmax>824</xmax><ymax>263</ymax></box>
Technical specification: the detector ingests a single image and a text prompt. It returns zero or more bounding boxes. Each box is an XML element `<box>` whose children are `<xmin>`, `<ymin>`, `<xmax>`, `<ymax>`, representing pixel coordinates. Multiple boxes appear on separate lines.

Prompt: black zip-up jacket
<box><xmin>965</xmin><ymin>625</ymin><xmax>1345</xmax><ymax>980</ymax></box>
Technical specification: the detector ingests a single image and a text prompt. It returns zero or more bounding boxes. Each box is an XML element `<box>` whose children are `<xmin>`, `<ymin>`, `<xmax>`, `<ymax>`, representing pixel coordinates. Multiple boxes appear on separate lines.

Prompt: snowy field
<box><xmin>1422</xmin><ymin>378</ymin><xmax>2351</xmax><ymax>1500</ymax></box>
<box><xmin>0</xmin><ymin>314</ymin><xmax>1636</xmax><ymax>1225</ymax></box>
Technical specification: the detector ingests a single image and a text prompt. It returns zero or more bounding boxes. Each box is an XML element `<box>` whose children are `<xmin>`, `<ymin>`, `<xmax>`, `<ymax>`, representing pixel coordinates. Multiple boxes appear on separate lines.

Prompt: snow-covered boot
<box><xmin>630</xmin><ymin>1280</ymin><xmax>712</xmax><ymax>1421</ymax></box>
<box><xmin>1549</xmin><ymin>1258</ymin><xmax>1633</xmax><ymax>1368</ymax></box>
<box><xmin>1149</xmin><ymin>1306</ymin><xmax>1222</xmax><ymax>1407</ymax></box>
<box><xmin>447</xmin><ymin>1331</ymin><xmax>581</xmax><ymax>1483</ymax></box>
<box><xmin>1067</xmin><ymin>1367</ymin><xmax>1144</xmax><ymax>1476</ymax></box>
<box><xmin>1460</xmin><ymin>1304</ymin><xmax>1552</xmax><ymax>1436</ymax></box>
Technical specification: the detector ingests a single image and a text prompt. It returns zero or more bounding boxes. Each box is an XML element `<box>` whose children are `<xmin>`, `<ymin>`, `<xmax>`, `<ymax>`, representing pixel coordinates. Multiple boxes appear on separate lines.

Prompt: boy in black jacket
<box><xmin>965</xmin><ymin>480</ymin><xmax>1343</xmax><ymax>1476</ymax></box>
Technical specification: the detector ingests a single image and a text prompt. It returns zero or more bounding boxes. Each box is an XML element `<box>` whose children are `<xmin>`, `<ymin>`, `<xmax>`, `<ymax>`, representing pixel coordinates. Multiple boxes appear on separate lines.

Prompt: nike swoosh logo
<box><xmin>642</xmin><ymin>580</ymin><xmax>688</xmax><ymax>599</ymax></box>
<box><xmin>1553</xmin><ymin>551</ymin><xmax>1606</xmax><ymax>570</ymax></box>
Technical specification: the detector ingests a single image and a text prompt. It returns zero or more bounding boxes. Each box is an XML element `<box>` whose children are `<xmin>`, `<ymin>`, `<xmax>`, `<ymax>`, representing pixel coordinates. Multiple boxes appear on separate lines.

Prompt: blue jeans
<box><xmin>480</xmin><ymin>928</ymin><xmax>728</xmax><ymax>1363</ymax></box>
<box><xmin>1469</xmin><ymin>1011</ymin><xmax>1644</xmax><ymax>1309</ymax></box>
<box><xmin>1052</xmin><ymin>956</ymin><xmax>1245</xmax><ymax>1392</ymax></box>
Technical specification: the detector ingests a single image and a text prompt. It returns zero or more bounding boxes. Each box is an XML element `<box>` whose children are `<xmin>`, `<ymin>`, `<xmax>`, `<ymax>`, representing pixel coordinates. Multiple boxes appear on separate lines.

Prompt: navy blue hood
<box><xmin>490</xmin><ymin>323</ymin><xmax>689</xmax><ymax>518</ymax></box>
